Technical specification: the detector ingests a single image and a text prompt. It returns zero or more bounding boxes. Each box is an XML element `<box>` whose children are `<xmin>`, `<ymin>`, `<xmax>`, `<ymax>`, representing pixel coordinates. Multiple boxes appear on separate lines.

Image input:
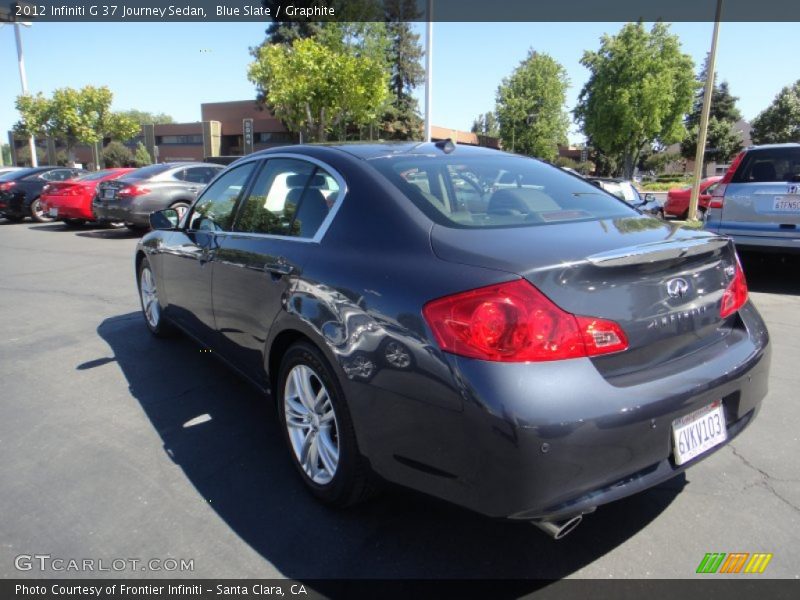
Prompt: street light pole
<box><xmin>688</xmin><ymin>0</ymin><xmax>723</xmax><ymax>221</ymax></box>
<box><xmin>13</xmin><ymin>21</ymin><xmax>37</xmax><ymax>167</ymax></box>
<box><xmin>424</xmin><ymin>0</ymin><xmax>433</xmax><ymax>142</ymax></box>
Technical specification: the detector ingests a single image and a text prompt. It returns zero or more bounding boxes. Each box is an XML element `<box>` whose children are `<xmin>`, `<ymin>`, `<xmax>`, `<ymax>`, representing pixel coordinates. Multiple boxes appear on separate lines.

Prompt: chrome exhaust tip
<box><xmin>532</xmin><ymin>515</ymin><xmax>583</xmax><ymax>539</ymax></box>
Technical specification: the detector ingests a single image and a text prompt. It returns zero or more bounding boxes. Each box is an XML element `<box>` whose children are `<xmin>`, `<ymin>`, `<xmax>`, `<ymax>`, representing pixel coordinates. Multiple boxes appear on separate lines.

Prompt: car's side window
<box><xmin>185</xmin><ymin>162</ymin><xmax>256</xmax><ymax>232</ymax></box>
<box><xmin>185</xmin><ymin>167</ymin><xmax>219</xmax><ymax>184</ymax></box>
<box><xmin>235</xmin><ymin>158</ymin><xmax>338</xmax><ymax>239</ymax></box>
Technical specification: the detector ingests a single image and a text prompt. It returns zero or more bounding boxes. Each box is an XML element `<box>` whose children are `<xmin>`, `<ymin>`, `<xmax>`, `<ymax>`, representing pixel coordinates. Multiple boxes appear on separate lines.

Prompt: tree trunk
<box><xmin>623</xmin><ymin>152</ymin><xmax>635</xmax><ymax>180</ymax></box>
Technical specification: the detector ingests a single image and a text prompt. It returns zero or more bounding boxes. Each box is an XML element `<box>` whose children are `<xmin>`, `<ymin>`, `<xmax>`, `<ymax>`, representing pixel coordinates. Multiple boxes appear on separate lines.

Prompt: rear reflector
<box><xmin>423</xmin><ymin>279</ymin><xmax>628</xmax><ymax>362</ymax></box>
<box><xmin>720</xmin><ymin>255</ymin><xmax>748</xmax><ymax>318</ymax></box>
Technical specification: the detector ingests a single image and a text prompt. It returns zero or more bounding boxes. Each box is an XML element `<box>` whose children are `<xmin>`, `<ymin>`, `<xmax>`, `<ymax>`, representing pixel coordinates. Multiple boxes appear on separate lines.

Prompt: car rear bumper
<box><xmin>92</xmin><ymin>197</ymin><xmax>151</xmax><ymax>226</ymax></box>
<box><xmin>351</xmin><ymin>302</ymin><xmax>770</xmax><ymax>520</ymax></box>
<box><xmin>41</xmin><ymin>195</ymin><xmax>94</xmax><ymax>220</ymax></box>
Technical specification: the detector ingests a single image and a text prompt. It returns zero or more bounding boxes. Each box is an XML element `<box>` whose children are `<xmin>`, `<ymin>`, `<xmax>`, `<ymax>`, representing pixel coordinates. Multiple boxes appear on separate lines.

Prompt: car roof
<box><xmin>246</xmin><ymin>141</ymin><xmax>506</xmax><ymax>162</ymax></box>
<box><xmin>745</xmin><ymin>143</ymin><xmax>800</xmax><ymax>151</ymax></box>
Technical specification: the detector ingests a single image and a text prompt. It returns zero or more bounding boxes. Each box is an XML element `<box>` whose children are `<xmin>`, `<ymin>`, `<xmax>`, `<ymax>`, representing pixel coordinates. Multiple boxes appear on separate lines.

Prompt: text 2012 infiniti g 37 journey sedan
<box><xmin>135</xmin><ymin>143</ymin><xmax>770</xmax><ymax>539</ymax></box>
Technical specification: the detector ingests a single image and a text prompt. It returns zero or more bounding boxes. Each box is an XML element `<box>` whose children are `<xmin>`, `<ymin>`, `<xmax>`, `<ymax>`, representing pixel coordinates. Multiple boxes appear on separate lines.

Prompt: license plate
<box><xmin>49</xmin><ymin>207</ymin><xmax>58</xmax><ymax>217</ymax></box>
<box><xmin>103</xmin><ymin>189</ymin><xmax>116</xmax><ymax>199</ymax></box>
<box><xmin>672</xmin><ymin>401</ymin><xmax>727</xmax><ymax>465</ymax></box>
<box><xmin>773</xmin><ymin>196</ymin><xmax>800</xmax><ymax>211</ymax></box>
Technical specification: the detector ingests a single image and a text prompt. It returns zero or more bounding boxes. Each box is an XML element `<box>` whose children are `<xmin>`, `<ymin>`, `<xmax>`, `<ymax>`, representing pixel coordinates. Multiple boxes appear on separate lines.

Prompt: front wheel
<box><xmin>277</xmin><ymin>342</ymin><xmax>374</xmax><ymax>507</ymax></box>
<box><xmin>137</xmin><ymin>257</ymin><xmax>173</xmax><ymax>337</ymax></box>
<box><xmin>30</xmin><ymin>198</ymin><xmax>55</xmax><ymax>223</ymax></box>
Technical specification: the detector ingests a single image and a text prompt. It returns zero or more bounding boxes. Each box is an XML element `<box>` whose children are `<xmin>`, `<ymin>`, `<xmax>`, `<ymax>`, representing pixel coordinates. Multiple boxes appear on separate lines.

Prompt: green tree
<box><xmin>471</xmin><ymin>112</ymin><xmax>499</xmax><ymax>137</ymax></box>
<box><xmin>116</xmin><ymin>110</ymin><xmax>175</xmax><ymax>125</ymax></box>
<box><xmin>248</xmin><ymin>37</ymin><xmax>388</xmax><ymax>142</ymax></box>
<box><xmin>14</xmin><ymin>144</ymin><xmax>47</xmax><ymax>167</ymax></box>
<box><xmin>495</xmin><ymin>50</ymin><xmax>570</xmax><ymax>160</ymax></box>
<box><xmin>102</xmin><ymin>141</ymin><xmax>133</xmax><ymax>167</ymax></box>
<box><xmin>751</xmin><ymin>79</ymin><xmax>800</xmax><ymax>144</ymax></box>
<box><xmin>381</xmin><ymin>0</ymin><xmax>425</xmax><ymax>140</ymax></box>
<box><xmin>1</xmin><ymin>144</ymin><xmax>11</xmax><ymax>166</ymax></box>
<box><xmin>15</xmin><ymin>86</ymin><xmax>140</xmax><ymax>163</ymax></box>
<box><xmin>575</xmin><ymin>22</ymin><xmax>696</xmax><ymax>179</ymax></box>
<box><xmin>133</xmin><ymin>142</ymin><xmax>152</xmax><ymax>167</ymax></box>
<box><xmin>680</xmin><ymin>57</ymin><xmax>743</xmax><ymax>173</ymax></box>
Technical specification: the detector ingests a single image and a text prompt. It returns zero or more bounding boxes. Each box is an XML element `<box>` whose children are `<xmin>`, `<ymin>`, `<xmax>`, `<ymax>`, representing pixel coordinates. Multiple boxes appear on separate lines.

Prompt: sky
<box><xmin>0</xmin><ymin>21</ymin><xmax>795</xmax><ymax>146</ymax></box>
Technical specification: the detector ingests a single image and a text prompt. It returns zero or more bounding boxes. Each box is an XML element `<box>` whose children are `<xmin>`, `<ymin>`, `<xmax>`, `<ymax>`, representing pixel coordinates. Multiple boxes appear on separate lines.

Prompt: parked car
<box><xmin>663</xmin><ymin>176</ymin><xmax>722</xmax><ymax>219</ymax></box>
<box><xmin>586</xmin><ymin>176</ymin><xmax>663</xmax><ymax>217</ymax></box>
<box><xmin>39</xmin><ymin>168</ymin><xmax>137</xmax><ymax>227</ymax></box>
<box><xmin>0</xmin><ymin>166</ymin><xmax>24</xmax><ymax>177</ymax></box>
<box><xmin>93</xmin><ymin>162</ymin><xmax>224</xmax><ymax>229</ymax></box>
<box><xmin>0</xmin><ymin>166</ymin><xmax>87</xmax><ymax>222</ymax></box>
<box><xmin>705</xmin><ymin>144</ymin><xmax>800</xmax><ymax>252</ymax></box>
<box><xmin>135</xmin><ymin>143</ymin><xmax>769</xmax><ymax>539</ymax></box>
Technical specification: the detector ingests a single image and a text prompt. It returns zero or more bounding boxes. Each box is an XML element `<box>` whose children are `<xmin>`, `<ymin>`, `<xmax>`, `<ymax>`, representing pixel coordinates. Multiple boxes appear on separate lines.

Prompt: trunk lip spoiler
<box><xmin>586</xmin><ymin>236</ymin><xmax>732</xmax><ymax>267</ymax></box>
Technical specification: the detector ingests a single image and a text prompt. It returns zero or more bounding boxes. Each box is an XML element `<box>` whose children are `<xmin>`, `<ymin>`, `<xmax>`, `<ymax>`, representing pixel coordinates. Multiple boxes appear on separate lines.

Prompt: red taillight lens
<box><xmin>422</xmin><ymin>279</ymin><xmax>628</xmax><ymax>362</ymax></box>
<box><xmin>118</xmin><ymin>185</ymin><xmax>149</xmax><ymax>197</ymax></box>
<box><xmin>0</xmin><ymin>181</ymin><xmax>17</xmax><ymax>192</ymax></box>
<box><xmin>708</xmin><ymin>183</ymin><xmax>727</xmax><ymax>209</ymax></box>
<box><xmin>720</xmin><ymin>256</ymin><xmax>748</xmax><ymax>318</ymax></box>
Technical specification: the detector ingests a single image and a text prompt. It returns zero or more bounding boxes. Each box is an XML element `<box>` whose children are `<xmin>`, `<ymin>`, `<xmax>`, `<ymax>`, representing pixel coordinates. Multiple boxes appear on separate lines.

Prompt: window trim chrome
<box><xmin>185</xmin><ymin>152</ymin><xmax>348</xmax><ymax>245</ymax></box>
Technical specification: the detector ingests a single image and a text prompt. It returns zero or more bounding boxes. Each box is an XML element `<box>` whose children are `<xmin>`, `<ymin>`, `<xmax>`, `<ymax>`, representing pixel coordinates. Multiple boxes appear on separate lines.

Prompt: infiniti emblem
<box><xmin>666</xmin><ymin>277</ymin><xmax>690</xmax><ymax>298</ymax></box>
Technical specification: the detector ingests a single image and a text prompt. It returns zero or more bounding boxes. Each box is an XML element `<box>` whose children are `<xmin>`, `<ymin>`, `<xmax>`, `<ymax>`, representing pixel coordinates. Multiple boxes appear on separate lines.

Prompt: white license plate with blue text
<box><xmin>672</xmin><ymin>401</ymin><xmax>727</xmax><ymax>465</ymax></box>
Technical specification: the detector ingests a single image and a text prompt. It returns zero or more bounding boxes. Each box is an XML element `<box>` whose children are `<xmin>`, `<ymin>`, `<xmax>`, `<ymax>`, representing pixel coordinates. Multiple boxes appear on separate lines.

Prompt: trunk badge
<box><xmin>666</xmin><ymin>277</ymin><xmax>690</xmax><ymax>298</ymax></box>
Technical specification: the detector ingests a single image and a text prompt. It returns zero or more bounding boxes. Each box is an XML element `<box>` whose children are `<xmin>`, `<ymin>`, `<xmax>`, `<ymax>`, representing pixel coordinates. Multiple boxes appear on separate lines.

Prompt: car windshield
<box><xmin>371</xmin><ymin>154</ymin><xmax>635</xmax><ymax>228</ymax></box>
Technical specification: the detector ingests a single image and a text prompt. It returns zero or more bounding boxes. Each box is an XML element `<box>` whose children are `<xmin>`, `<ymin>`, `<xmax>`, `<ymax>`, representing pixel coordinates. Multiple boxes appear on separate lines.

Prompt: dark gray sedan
<box><xmin>94</xmin><ymin>162</ymin><xmax>223</xmax><ymax>229</ymax></box>
<box><xmin>134</xmin><ymin>143</ymin><xmax>770</xmax><ymax>539</ymax></box>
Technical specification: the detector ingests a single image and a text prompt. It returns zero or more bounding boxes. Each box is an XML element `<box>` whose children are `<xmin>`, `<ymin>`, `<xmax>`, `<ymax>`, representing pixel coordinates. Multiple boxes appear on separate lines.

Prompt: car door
<box><xmin>211</xmin><ymin>156</ymin><xmax>344</xmax><ymax>383</ymax></box>
<box><xmin>158</xmin><ymin>161</ymin><xmax>258</xmax><ymax>344</ymax></box>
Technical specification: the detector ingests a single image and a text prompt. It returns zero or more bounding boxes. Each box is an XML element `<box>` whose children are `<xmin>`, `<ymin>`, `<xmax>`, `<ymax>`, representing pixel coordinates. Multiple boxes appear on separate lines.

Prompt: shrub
<box><xmin>133</xmin><ymin>142</ymin><xmax>152</xmax><ymax>167</ymax></box>
<box><xmin>102</xmin><ymin>141</ymin><xmax>133</xmax><ymax>167</ymax></box>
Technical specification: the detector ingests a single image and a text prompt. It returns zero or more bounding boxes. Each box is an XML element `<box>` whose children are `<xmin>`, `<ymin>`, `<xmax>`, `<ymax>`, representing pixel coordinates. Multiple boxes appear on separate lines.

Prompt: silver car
<box><xmin>705</xmin><ymin>143</ymin><xmax>800</xmax><ymax>252</ymax></box>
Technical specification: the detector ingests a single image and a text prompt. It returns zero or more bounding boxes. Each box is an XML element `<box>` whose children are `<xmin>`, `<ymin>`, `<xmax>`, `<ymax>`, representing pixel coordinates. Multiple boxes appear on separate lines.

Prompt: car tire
<box><xmin>30</xmin><ymin>198</ymin><xmax>55</xmax><ymax>223</ymax></box>
<box><xmin>277</xmin><ymin>342</ymin><xmax>374</xmax><ymax>507</ymax></box>
<box><xmin>137</xmin><ymin>256</ymin><xmax>174</xmax><ymax>338</ymax></box>
<box><xmin>62</xmin><ymin>219</ymin><xmax>86</xmax><ymax>228</ymax></box>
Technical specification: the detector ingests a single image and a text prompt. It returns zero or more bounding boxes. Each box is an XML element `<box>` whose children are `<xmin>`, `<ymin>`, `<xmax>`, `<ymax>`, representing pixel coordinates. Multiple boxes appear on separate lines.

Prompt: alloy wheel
<box><xmin>283</xmin><ymin>364</ymin><xmax>340</xmax><ymax>485</ymax></box>
<box><xmin>139</xmin><ymin>266</ymin><xmax>160</xmax><ymax>328</ymax></box>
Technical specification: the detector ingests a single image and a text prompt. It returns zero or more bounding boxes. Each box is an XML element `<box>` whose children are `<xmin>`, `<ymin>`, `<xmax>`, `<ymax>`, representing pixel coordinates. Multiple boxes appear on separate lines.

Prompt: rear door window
<box><xmin>186</xmin><ymin>162</ymin><xmax>256</xmax><ymax>232</ymax></box>
<box><xmin>235</xmin><ymin>159</ymin><xmax>337</xmax><ymax>239</ymax></box>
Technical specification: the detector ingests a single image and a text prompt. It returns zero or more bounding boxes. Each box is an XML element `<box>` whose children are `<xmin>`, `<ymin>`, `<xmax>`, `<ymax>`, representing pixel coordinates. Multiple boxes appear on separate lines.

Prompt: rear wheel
<box><xmin>277</xmin><ymin>342</ymin><xmax>374</xmax><ymax>507</ymax></box>
<box><xmin>30</xmin><ymin>198</ymin><xmax>54</xmax><ymax>223</ymax></box>
<box><xmin>137</xmin><ymin>257</ymin><xmax>173</xmax><ymax>337</ymax></box>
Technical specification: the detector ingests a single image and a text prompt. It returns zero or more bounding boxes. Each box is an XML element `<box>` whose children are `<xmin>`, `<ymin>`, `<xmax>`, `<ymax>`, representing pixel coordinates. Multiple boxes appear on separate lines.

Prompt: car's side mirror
<box><xmin>149</xmin><ymin>208</ymin><xmax>179</xmax><ymax>231</ymax></box>
<box><xmin>644</xmin><ymin>193</ymin><xmax>656</xmax><ymax>202</ymax></box>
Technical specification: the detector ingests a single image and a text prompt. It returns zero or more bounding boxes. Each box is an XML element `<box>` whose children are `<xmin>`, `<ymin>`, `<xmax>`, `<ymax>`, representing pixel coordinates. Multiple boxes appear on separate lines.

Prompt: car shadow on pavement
<box><xmin>94</xmin><ymin>312</ymin><xmax>684</xmax><ymax>583</ymax></box>
<box><xmin>740</xmin><ymin>252</ymin><xmax>800</xmax><ymax>296</ymax></box>
<box><xmin>23</xmin><ymin>222</ymin><xmax>145</xmax><ymax>238</ymax></box>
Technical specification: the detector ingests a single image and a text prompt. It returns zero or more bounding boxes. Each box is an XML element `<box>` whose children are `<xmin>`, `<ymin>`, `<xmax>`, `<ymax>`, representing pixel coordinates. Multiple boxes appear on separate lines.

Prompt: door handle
<box><xmin>264</xmin><ymin>262</ymin><xmax>294</xmax><ymax>276</ymax></box>
<box><xmin>187</xmin><ymin>187</ymin><xmax>199</xmax><ymax>193</ymax></box>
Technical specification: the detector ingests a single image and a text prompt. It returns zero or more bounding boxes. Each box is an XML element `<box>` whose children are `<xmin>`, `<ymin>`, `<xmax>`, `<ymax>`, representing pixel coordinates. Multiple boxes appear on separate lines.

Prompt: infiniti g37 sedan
<box><xmin>135</xmin><ymin>143</ymin><xmax>770</xmax><ymax>539</ymax></box>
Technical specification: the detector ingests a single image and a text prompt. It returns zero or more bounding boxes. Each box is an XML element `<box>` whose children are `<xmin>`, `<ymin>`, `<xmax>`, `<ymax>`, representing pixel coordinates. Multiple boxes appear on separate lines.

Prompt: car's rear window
<box><xmin>732</xmin><ymin>147</ymin><xmax>800</xmax><ymax>183</ymax></box>
<box><xmin>118</xmin><ymin>164</ymin><xmax>171</xmax><ymax>181</ymax></box>
<box><xmin>370</xmin><ymin>153</ymin><xmax>636</xmax><ymax>228</ymax></box>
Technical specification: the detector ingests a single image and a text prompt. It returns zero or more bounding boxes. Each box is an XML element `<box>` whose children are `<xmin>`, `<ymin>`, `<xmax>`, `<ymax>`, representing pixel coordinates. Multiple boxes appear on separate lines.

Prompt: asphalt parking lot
<box><xmin>0</xmin><ymin>219</ymin><xmax>798</xmax><ymax>582</ymax></box>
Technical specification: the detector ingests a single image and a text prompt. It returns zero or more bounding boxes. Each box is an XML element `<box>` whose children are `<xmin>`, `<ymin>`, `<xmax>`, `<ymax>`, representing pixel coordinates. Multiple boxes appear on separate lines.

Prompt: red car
<box><xmin>663</xmin><ymin>176</ymin><xmax>722</xmax><ymax>218</ymax></box>
<box><xmin>40</xmin><ymin>168</ymin><xmax>136</xmax><ymax>227</ymax></box>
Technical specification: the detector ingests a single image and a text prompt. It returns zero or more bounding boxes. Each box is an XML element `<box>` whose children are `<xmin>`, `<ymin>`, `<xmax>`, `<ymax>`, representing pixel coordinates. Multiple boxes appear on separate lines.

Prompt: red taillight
<box><xmin>720</xmin><ymin>256</ymin><xmax>748</xmax><ymax>318</ymax></box>
<box><xmin>117</xmin><ymin>185</ymin><xmax>149</xmax><ymax>197</ymax></box>
<box><xmin>422</xmin><ymin>279</ymin><xmax>628</xmax><ymax>362</ymax></box>
<box><xmin>720</xmin><ymin>151</ymin><xmax>745</xmax><ymax>184</ymax></box>
<box><xmin>708</xmin><ymin>183</ymin><xmax>727</xmax><ymax>209</ymax></box>
<box><xmin>0</xmin><ymin>181</ymin><xmax>16</xmax><ymax>192</ymax></box>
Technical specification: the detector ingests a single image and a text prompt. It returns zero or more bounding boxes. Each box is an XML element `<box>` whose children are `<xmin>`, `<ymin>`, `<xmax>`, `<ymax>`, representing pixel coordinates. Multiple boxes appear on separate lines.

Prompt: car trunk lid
<box><xmin>431</xmin><ymin>218</ymin><xmax>740</xmax><ymax>376</ymax></box>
